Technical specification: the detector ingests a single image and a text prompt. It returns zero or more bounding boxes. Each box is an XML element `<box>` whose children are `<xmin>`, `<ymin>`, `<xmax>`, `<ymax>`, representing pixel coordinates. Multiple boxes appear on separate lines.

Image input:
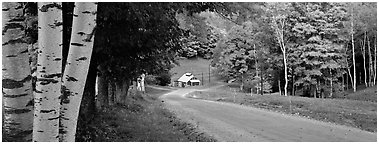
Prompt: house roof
<box><xmin>177</xmin><ymin>73</ymin><xmax>194</xmax><ymax>82</ymax></box>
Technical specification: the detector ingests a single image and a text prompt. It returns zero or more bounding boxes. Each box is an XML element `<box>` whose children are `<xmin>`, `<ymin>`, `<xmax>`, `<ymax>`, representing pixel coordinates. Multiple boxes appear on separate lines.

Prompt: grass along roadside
<box><xmin>187</xmin><ymin>85</ymin><xmax>377</xmax><ymax>133</ymax></box>
<box><xmin>76</xmin><ymin>87</ymin><xmax>216</xmax><ymax>142</ymax></box>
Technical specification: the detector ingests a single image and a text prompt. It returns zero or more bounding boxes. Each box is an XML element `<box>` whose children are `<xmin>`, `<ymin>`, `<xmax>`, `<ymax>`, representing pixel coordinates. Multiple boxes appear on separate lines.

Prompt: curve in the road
<box><xmin>160</xmin><ymin>88</ymin><xmax>377</xmax><ymax>142</ymax></box>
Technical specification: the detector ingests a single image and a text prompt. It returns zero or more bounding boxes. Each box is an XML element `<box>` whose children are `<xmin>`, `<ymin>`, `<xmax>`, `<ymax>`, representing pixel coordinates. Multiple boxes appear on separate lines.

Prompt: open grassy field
<box><xmin>76</xmin><ymin>87</ymin><xmax>216</xmax><ymax>142</ymax></box>
<box><xmin>188</xmin><ymin>84</ymin><xmax>377</xmax><ymax>133</ymax></box>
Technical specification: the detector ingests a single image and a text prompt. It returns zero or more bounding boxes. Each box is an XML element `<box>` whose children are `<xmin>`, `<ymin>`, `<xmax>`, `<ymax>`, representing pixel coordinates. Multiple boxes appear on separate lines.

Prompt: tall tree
<box><xmin>291</xmin><ymin>2</ymin><xmax>347</xmax><ymax>97</ymax></box>
<box><xmin>60</xmin><ymin>2</ymin><xmax>97</xmax><ymax>142</ymax></box>
<box><xmin>32</xmin><ymin>2</ymin><xmax>63</xmax><ymax>142</ymax></box>
<box><xmin>361</xmin><ymin>32</ymin><xmax>367</xmax><ymax>87</ymax></box>
<box><xmin>2</xmin><ymin>2</ymin><xmax>34</xmax><ymax>142</ymax></box>
<box><xmin>266</xmin><ymin>2</ymin><xmax>293</xmax><ymax>96</ymax></box>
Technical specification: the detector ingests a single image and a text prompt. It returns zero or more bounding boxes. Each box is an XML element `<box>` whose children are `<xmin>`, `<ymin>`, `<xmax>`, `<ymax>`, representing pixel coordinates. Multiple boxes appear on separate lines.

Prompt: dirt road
<box><xmin>159</xmin><ymin>88</ymin><xmax>377</xmax><ymax>142</ymax></box>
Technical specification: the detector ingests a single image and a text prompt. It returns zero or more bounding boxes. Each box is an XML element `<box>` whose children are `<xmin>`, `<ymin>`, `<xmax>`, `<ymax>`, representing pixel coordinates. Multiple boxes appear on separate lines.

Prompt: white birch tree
<box><xmin>32</xmin><ymin>2</ymin><xmax>63</xmax><ymax>142</ymax></box>
<box><xmin>266</xmin><ymin>3</ymin><xmax>291</xmax><ymax>96</ymax></box>
<box><xmin>361</xmin><ymin>32</ymin><xmax>367</xmax><ymax>87</ymax></box>
<box><xmin>59</xmin><ymin>2</ymin><xmax>97</xmax><ymax>141</ymax></box>
<box><xmin>2</xmin><ymin>2</ymin><xmax>34</xmax><ymax>141</ymax></box>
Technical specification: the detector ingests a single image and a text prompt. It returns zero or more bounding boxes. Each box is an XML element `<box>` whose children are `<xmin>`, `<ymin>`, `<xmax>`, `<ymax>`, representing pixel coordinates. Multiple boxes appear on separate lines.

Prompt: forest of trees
<box><xmin>188</xmin><ymin>2</ymin><xmax>377</xmax><ymax>98</ymax></box>
<box><xmin>2</xmin><ymin>2</ymin><xmax>377</xmax><ymax>142</ymax></box>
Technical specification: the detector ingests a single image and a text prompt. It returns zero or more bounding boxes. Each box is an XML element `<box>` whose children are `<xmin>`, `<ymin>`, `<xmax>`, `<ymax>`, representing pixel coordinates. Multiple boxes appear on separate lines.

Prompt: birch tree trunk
<box><xmin>272</xmin><ymin>17</ymin><xmax>288</xmax><ymax>96</ymax></box>
<box><xmin>32</xmin><ymin>2</ymin><xmax>63</xmax><ymax>142</ymax></box>
<box><xmin>60</xmin><ymin>2</ymin><xmax>97</xmax><ymax>142</ymax></box>
<box><xmin>351</xmin><ymin>20</ymin><xmax>357</xmax><ymax>92</ymax></box>
<box><xmin>367</xmin><ymin>37</ymin><xmax>373</xmax><ymax>87</ymax></box>
<box><xmin>141</xmin><ymin>73</ymin><xmax>145</xmax><ymax>93</ymax></box>
<box><xmin>374</xmin><ymin>37</ymin><xmax>377</xmax><ymax>85</ymax></box>
<box><xmin>329</xmin><ymin>69</ymin><xmax>333</xmax><ymax>98</ymax></box>
<box><xmin>361</xmin><ymin>32</ymin><xmax>367</xmax><ymax>87</ymax></box>
<box><xmin>2</xmin><ymin>2</ymin><xmax>34</xmax><ymax>141</ymax></box>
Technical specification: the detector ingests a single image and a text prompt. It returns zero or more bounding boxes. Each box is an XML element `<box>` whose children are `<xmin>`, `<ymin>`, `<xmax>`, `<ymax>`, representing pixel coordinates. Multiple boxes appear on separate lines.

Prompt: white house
<box><xmin>174</xmin><ymin>73</ymin><xmax>201</xmax><ymax>87</ymax></box>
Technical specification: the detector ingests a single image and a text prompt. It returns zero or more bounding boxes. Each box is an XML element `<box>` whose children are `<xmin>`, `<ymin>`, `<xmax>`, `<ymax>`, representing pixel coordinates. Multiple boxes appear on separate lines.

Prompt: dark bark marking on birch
<box><xmin>54</xmin><ymin>21</ymin><xmax>63</xmax><ymax>27</ymax></box>
<box><xmin>39</xmin><ymin>3</ymin><xmax>62</xmax><ymax>12</ymax></box>
<box><xmin>71</xmin><ymin>43</ymin><xmax>84</xmax><ymax>46</ymax></box>
<box><xmin>77</xmin><ymin>31</ymin><xmax>85</xmax><ymax>36</ymax></box>
<box><xmin>6</xmin><ymin>55</ymin><xmax>17</xmax><ymax>57</ymax></box>
<box><xmin>25</xmin><ymin>100</ymin><xmax>34</xmax><ymax>107</ymax></box>
<box><xmin>8</xmin><ymin>17</ymin><xmax>25</xmax><ymax>22</ymax></box>
<box><xmin>73</xmin><ymin>14</ymin><xmax>78</xmax><ymax>17</ymax></box>
<box><xmin>34</xmin><ymin>89</ymin><xmax>43</xmax><ymax>93</ymax></box>
<box><xmin>2</xmin><ymin>38</ymin><xmax>27</xmax><ymax>46</ymax></box>
<box><xmin>61</xmin><ymin>86</ymin><xmax>71</xmax><ymax>104</ymax></box>
<box><xmin>44</xmin><ymin>73</ymin><xmax>62</xmax><ymax>78</ymax></box>
<box><xmin>20</xmin><ymin>49</ymin><xmax>28</xmax><ymax>54</ymax></box>
<box><xmin>66</xmin><ymin>76</ymin><xmax>78</xmax><ymax>82</ymax></box>
<box><xmin>37</xmin><ymin>78</ymin><xmax>59</xmax><ymax>85</ymax></box>
<box><xmin>76</xmin><ymin>57</ymin><xmax>87</xmax><ymax>61</ymax></box>
<box><xmin>2</xmin><ymin>7</ymin><xmax>10</xmax><ymax>11</ymax></box>
<box><xmin>2</xmin><ymin>75</ymin><xmax>32</xmax><ymax>89</ymax></box>
<box><xmin>47</xmin><ymin>116</ymin><xmax>59</xmax><ymax>120</ymax></box>
<box><xmin>2</xmin><ymin>23</ymin><xmax>25</xmax><ymax>34</ymax></box>
<box><xmin>3</xmin><ymin>93</ymin><xmax>28</xmax><ymax>98</ymax></box>
<box><xmin>54</xmin><ymin>58</ymin><xmax>62</xmax><ymax>61</ymax></box>
<box><xmin>5</xmin><ymin>108</ymin><xmax>31</xmax><ymax>114</ymax></box>
<box><xmin>40</xmin><ymin>109</ymin><xmax>55</xmax><ymax>113</ymax></box>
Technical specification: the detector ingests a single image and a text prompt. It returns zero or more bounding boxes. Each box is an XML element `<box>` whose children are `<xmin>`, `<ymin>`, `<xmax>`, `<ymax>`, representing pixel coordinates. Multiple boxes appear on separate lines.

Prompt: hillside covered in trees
<box><xmin>2</xmin><ymin>2</ymin><xmax>376</xmax><ymax>142</ymax></box>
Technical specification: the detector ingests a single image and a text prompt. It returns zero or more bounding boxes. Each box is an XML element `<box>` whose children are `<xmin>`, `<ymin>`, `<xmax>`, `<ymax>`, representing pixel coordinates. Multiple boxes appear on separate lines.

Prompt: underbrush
<box><xmin>76</xmin><ymin>87</ymin><xmax>216</xmax><ymax>142</ymax></box>
<box><xmin>189</xmin><ymin>86</ymin><xmax>377</xmax><ymax>133</ymax></box>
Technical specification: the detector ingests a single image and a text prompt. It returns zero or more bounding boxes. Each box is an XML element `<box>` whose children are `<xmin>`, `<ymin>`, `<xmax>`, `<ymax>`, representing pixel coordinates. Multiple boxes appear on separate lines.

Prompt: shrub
<box><xmin>145</xmin><ymin>74</ymin><xmax>157</xmax><ymax>85</ymax></box>
<box><xmin>156</xmin><ymin>71</ymin><xmax>171</xmax><ymax>86</ymax></box>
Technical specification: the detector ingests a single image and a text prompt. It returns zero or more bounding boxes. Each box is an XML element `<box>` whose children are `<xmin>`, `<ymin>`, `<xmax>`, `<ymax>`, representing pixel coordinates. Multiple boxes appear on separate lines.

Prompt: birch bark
<box><xmin>361</xmin><ymin>32</ymin><xmax>367</xmax><ymax>87</ymax></box>
<box><xmin>2</xmin><ymin>2</ymin><xmax>34</xmax><ymax>141</ymax></box>
<box><xmin>367</xmin><ymin>37</ymin><xmax>373</xmax><ymax>86</ymax></box>
<box><xmin>351</xmin><ymin>20</ymin><xmax>357</xmax><ymax>92</ymax></box>
<box><xmin>33</xmin><ymin>2</ymin><xmax>63</xmax><ymax>142</ymax></box>
<box><xmin>60</xmin><ymin>2</ymin><xmax>97</xmax><ymax>141</ymax></box>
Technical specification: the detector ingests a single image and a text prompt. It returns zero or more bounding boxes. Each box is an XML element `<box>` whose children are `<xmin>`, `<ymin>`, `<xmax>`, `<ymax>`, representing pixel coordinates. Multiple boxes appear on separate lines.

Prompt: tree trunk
<box><xmin>108</xmin><ymin>80</ymin><xmax>115</xmax><ymax>106</ymax></box>
<box><xmin>283</xmin><ymin>50</ymin><xmax>288</xmax><ymax>96</ymax></box>
<box><xmin>342</xmin><ymin>73</ymin><xmax>345</xmax><ymax>91</ymax></box>
<box><xmin>141</xmin><ymin>73</ymin><xmax>145</xmax><ymax>93</ymax></box>
<box><xmin>329</xmin><ymin>69</ymin><xmax>333</xmax><ymax>98</ymax></box>
<box><xmin>77</xmin><ymin>50</ymin><xmax>97</xmax><ymax>126</ymax></box>
<box><xmin>2</xmin><ymin>2</ymin><xmax>34</xmax><ymax>142</ymax></box>
<box><xmin>260</xmin><ymin>65</ymin><xmax>263</xmax><ymax>95</ymax></box>
<box><xmin>292</xmin><ymin>67</ymin><xmax>295</xmax><ymax>96</ymax></box>
<box><xmin>368</xmin><ymin>37</ymin><xmax>373</xmax><ymax>87</ymax></box>
<box><xmin>32</xmin><ymin>2</ymin><xmax>63</xmax><ymax>142</ymax></box>
<box><xmin>351</xmin><ymin>20</ymin><xmax>357</xmax><ymax>92</ymax></box>
<box><xmin>60</xmin><ymin>2</ymin><xmax>97</xmax><ymax>142</ymax></box>
<box><xmin>278</xmin><ymin>79</ymin><xmax>281</xmax><ymax>95</ymax></box>
<box><xmin>240</xmin><ymin>74</ymin><xmax>244</xmax><ymax>92</ymax></box>
<box><xmin>361</xmin><ymin>32</ymin><xmax>367</xmax><ymax>87</ymax></box>
<box><xmin>97</xmin><ymin>69</ymin><xmax>108</xmax><ymax>109</ymax></box>
<box><xmin>121</xmin><ymin>79</ymin><xmax>130</xmax><ymax>103</ymax></box>
<box><xmin>374</xmin><ymin>36</ymin><xmax>377</xmax><ymax>86</ymax></box>
<box><xmin>115</xmin><ymin>81</ymin><xmax>122</xmax><ymax>103</ymax></box>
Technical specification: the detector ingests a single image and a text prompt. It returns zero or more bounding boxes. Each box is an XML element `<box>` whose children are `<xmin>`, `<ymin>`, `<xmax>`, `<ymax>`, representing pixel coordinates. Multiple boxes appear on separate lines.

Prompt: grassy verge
<box><xmin>76</xmin><ymin>87</ymin><xmax>216</xmax><ymax>142</ymax></box>
<box><xmin>188</xmin><ymin>85</ymin><xmax>377</xmax><ymax>133</ymax></box>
